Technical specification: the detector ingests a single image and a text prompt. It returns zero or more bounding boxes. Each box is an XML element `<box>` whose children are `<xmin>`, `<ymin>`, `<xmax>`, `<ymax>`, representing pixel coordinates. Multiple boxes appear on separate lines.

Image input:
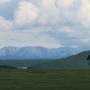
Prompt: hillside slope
<box><xmin>32</xmin><ymin>50</ymin><xmax>90</xmax><ymax>70</ymax></box>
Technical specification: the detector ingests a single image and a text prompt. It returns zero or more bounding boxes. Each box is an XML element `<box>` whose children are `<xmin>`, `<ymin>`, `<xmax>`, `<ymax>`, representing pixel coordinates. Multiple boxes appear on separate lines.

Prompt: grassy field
<box><xmin>0</xmin><ymin>69</ymin><xmax>90</xmax><ymax>90</ymax></box>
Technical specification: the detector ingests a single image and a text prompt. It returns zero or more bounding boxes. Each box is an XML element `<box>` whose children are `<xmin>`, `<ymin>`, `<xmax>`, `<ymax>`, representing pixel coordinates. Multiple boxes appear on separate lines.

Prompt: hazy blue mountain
<box><xmin>0</xmin><ymin>46</ymin><xmax>86</xmax><ymax>60</ymax></box>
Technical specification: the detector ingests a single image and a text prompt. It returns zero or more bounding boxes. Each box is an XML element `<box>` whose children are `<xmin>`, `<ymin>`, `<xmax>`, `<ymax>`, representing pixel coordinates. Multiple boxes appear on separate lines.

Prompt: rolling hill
<box><xmin>32</xmin><ymin>50</ymin><xmax>90</xmax><ymax>70</ymax></box>
<box><xmin>0</xmin><ymin>50</ymin><xmax>90</xmax><ymax>69</ymax></box>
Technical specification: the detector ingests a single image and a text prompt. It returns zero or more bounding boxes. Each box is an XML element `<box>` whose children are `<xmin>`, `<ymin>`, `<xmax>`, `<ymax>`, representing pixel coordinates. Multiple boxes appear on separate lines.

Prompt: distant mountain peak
<box><xmin>0</xmin><ymin>46</ymin><xmax>86</xmax><ymax>60</ymax></box>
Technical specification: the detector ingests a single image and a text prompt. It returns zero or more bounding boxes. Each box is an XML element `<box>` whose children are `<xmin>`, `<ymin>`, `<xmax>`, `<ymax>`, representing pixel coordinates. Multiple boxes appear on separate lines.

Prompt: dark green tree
<box><xmin>87</xmin><ymin>55</ymin><xmax>90</xmax><ymax>65</ymax></box>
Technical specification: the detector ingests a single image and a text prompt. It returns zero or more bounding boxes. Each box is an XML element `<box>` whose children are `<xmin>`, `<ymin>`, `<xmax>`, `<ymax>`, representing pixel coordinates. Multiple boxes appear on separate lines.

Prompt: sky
<box><xmin>0</xmin><ymin>0</ymin><xmax>90</xmax><ymax>49</ymax></box>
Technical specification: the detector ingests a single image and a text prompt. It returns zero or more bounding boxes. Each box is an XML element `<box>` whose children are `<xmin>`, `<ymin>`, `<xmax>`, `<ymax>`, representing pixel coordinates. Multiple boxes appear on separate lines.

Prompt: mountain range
<box><xmin>0</xmin><ymin>50</ymin><xmax>90</xmax><ymax>69</ymax></box>
<box><xmin>0</xmin><ymin>46</ymin><xmax>86</xmax><ymax>60</ymax></box>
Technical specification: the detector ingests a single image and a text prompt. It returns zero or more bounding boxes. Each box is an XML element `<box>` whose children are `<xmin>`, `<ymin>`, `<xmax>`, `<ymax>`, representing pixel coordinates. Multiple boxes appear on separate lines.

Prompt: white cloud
<box><xmin>80</xmin><ymin>0</ymin><xmax>90</xmax><ymax>24</ymax></box>
<box><xmin>63</xmin><ymin>27</ymin><xmax>75</xmax><ymax>37</ymax></box>
<box><xmin>14</xmin><ymin>1</ymin><xmax>39</xmax><ymax>26</ymax></box>
<box><xmin>80</xmin><ymin>38</ymin><xmax>90</xmax><ymax>43</ymax></box>
<box><xmin>0</xmin><ymin>16</ymin><xmax>13</xmax><ymax>31</ymax></box>
<box><xmin>37</xmin><ymin>0</ymin><xmax>60</xmax><ymax>26</ymax></box>
<box><xmin>41</xmin><ymin>0</ymin><xmax>56</xmax><ymax>9</ymax></box>
<box><xmin>0</xmin><ymin>31</ymin><xmax>61</xmax><ymax>48</ymax></box>
<box><xmin>0</xmin><ymin>0</ymin><xmax>90</xmax><ymax>48</ymax></box>
<box><xmin>0</xmin><ymin>0</ymin><xmax>11</xmax><ymax>3</ymax></box>
<box><xmin>56</xmin><ymin>0</ymin><xmax>74</xmax><ymax>8</ymax></box>
<box><xmin>35</xmin><ymin>34</ymin><xmax>62</xmax><ymax>48</ymax></box>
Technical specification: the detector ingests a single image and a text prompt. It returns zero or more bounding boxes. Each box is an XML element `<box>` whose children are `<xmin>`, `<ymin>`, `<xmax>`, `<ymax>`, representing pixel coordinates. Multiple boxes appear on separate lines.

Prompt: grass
<box><xmin>0</xmin><ymin>69</ymin><xmax>90</xmax><ymax>90</ymax></box>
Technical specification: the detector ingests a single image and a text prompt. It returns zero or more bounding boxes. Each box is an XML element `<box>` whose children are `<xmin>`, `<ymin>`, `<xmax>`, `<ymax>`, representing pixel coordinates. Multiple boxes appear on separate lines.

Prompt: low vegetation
<box><xmin>0</xmin><ymin>65</ymin><xmax>16</xmax><ymax>69</ymax></box>
<box><xmin>0</xmin><ymin>69</ymin><xmax>90</xmax><ymax>90</ymax></box>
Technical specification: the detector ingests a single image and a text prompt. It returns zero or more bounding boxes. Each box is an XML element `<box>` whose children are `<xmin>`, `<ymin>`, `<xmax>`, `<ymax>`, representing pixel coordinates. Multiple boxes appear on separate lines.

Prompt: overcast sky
<box><xmin>0</xmin><ymin>0</ymin><xmax>90</xmax><ymax>48</ymax></box>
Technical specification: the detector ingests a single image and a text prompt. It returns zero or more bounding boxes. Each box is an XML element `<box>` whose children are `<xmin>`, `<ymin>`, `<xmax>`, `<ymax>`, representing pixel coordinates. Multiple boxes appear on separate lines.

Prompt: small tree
<box><xmin>87</xmin><ymin>55</ymin><xmax>90</xmax><ymax>65</ymax></box>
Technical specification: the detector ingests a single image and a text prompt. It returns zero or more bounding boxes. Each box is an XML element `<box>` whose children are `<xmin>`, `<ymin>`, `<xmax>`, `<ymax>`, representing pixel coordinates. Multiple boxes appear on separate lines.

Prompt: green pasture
<box><xmin>0</xmin><ymin>69</ymin><xmax>90</xmax><ymax>90</ymax></box>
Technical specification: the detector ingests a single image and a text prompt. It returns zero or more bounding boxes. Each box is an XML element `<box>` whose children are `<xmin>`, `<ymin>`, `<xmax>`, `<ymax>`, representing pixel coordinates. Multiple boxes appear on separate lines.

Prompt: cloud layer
<box><xmin>15</xmin><ymin>1</ymin><xmax>39</xmax><ymax>25</ymax></box>
<box><xmin>0</xmin><ymin>0</ymin><xmax>90</xmax><ymax>49</ymax></box>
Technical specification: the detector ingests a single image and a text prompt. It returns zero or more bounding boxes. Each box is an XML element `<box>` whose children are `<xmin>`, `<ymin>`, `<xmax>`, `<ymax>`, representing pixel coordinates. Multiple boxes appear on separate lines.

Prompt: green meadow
<box><xmin>0</xmin><ymin>69</ymin><xmax>90</xmax><ymax>90</ymax></box>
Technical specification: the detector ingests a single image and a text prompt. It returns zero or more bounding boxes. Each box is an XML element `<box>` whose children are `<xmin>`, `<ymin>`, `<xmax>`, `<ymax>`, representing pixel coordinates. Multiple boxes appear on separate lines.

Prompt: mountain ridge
<box><xmin>0</xmin><ymin>46</ymin><xmax>85</xmax><ymax>60</ymax></box>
